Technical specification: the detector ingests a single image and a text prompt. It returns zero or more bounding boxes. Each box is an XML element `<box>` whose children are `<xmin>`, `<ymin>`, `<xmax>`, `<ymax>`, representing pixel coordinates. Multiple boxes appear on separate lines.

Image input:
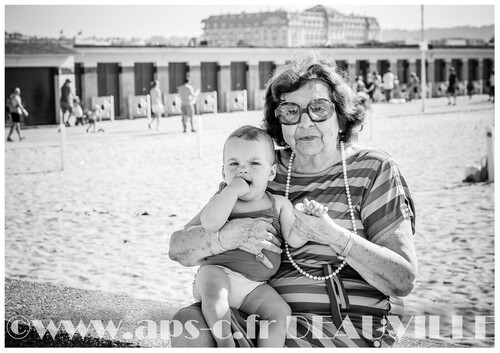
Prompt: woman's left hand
<box><xmin>292</xmin><ymin>202</ymin><xmax>342</xmax><ymax>246</ymax></box>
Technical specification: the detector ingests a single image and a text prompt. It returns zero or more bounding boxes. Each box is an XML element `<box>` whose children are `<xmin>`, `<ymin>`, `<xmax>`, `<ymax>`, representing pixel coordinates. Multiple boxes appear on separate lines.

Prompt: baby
<box><xmin>86</xmin><ymin>104</ymin><xmax>104</xmax><ymax>133</ymax></box>
<box><xmin>73</xmin><ymin>96</ymin><xmax>85</xmax><ymax>126</ymax></box>
<box><xmin>193</xmin><ymin>125</ymin><xmax>327</xmax><ymax>347</ymax></box>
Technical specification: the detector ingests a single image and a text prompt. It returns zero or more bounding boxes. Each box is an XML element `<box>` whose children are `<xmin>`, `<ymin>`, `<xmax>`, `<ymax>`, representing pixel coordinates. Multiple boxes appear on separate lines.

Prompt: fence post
<box><xmin>486</xmin><ymin>127</ymin><xmax>494</xmax><ymax>181</ymax></box>
<box><xmin>58</xmin><ymin>122</ymin><xmax>68</xmax><ymax>171</ymax></box>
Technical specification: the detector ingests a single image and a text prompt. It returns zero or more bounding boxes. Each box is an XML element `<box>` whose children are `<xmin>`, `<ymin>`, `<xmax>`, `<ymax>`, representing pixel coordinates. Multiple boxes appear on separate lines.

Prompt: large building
<box><xmin>201</xmin><ymin>5</ymin><xmax>381</xmax><ymax>47</ymax></box>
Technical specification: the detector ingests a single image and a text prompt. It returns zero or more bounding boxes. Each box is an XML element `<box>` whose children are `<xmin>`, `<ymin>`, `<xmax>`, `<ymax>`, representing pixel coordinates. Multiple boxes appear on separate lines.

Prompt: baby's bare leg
<box><xmin>194</xmin><ymin>265</ymin><xmax>235</xmax><ymax>347</ymax></box>
<box><xmin>240</xmin><ymin>283</ymin><xmax>291</xmax><ymax>347</ymax></box>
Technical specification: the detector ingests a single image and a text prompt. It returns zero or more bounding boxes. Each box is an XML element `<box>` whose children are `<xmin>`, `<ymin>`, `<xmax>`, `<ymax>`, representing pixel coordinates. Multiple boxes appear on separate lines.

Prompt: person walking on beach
<box><xmin>191</xmin><ymin>125</ymin><xmax>327</xmax><ymax>347</ymax></box>
<box><xmin>6</xmin><ymin>87</ymin><xmax>28</xmax><ymax>142</ymax></box>
<box><xmin>408</xmin><ymin>72</ymin><xmax>420</xmax><ymax>102</ymax></box>
<box><xmin>446</xmin><ymin>67</ymin><xmax>458</xmax><ymax>105</ymax></box>
<box><xmin>382</xmin><ymin>67</ymin><xmax>395</xmax><ymax>102</ymax></box>
<box><xmin>178</xmin><ymin>78</ymin><xmax>199</xmax><ymax>133</ymax></box>
<box><xmin>466</xmin><ymin>81</ymin><xmax>475</xmax><ymax>100</ymax></box>
<box><xmin>149</xmin><ymin>80</ymin><xmax>164</xmax><ymax>130</ymax></box>
<box><xmin>86</xmin><ymin>105</ymin><xmax>105</xmax><ymax>133</ymax></box>
<box><xmin>60</xmin><ymin>79</ymin><xmax>74</xmax><ymax>127</ymax></box>
<box><xmin>73</xmin><ymin>96</ymin><xmax>85</xmax><ymax>126</ymax></box>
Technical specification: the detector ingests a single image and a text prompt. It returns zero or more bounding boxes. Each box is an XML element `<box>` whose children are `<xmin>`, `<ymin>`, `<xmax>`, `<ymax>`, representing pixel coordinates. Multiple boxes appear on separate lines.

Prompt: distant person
<box><xmin>382</xmin><ymin>68</ymin><xmax>395</xmax><ymax>102</ymax></box>
<box><xmin>466</xmin><ymin>81</ymin><xmax>475</xmax><ymax>100</ymax></box>
<box><xmin>73</xmin><ymin>96</ymin><xmax>85</xmax><ymax>126</ymax></box>
<box><xmin>372</xmin><ymin>70</ymin><xmax>382</xmax><ymax>102</ymax></box>
<box><xmin>408</xmin><ymin>72</ymin><xmax>420</xmax><ymax>102</ymax></box>
<box><xmin>86</xmin><ymin>105</ymin><xmax>104</xmax><ymax>133</ymax></box>
<box><xmin>488</xmin><ymin>69</ymin><xmax>494</xmax><ymax>103</ymax></box>
<box><xmin>354</xmin><ymin>75</ymin><xmax>365</xmax><ymax>93</ymax></box>
<box><xmin>446</xmin><ymin>67</ymin><xmax>458</xmax><ymax>105</ymax></box>
<box><xmin>149</xmin><ymin>80</ymin><xmax>164</xmax><ymax>131</ymax></box>
<box><xmin>392</xmin><ymin>75</ymin><xmax>402</xmax><ymax>99</ymax></box>
<box><xmin>60</xmin><ymin>79</ymin><xmax>74</xmax><ymax>127</ymax></box>
<box><xmin>364</xmin><ymin>72</ymin><xmax>376</xmax><ymax>102</ymax></box>
<box><xmin>6</xmin><ymin>87</ymin><xmax>28</xmax><ymax>142</ymax></box>
<box><xmin>178</xmin><ymin>78</ymin><xmax>199</xmax><ymax>133</ymax></box>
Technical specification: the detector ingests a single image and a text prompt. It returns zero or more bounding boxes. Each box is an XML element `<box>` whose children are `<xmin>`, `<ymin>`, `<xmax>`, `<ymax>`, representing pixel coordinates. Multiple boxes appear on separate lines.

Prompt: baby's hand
<box><xmin>226</xmin><ymin>177</ymin><xmax>250</xmax><ymax>197</ymax></box>
<box><xmin>302</xmin><ymin>198</ymin><xmax>328</xmax><ymax>217</ymax></box>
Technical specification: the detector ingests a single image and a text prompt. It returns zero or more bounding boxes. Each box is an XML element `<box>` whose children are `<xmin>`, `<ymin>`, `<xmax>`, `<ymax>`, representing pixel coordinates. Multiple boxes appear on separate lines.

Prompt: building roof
<box><xmin>305</xmin><ymin>5</ymin><xmax>379</xmax><ymax>25</ymax></box>
<box><xmin>202</xmin><ymin>10</ymin><xmax>289</xmax><ymax>27</ymax></box>
<box><xmin>5</xmin><ymin>40</ymin><xmax>78</xmax><ymax>55</ymax></box>
<box><xmin>304</xmin><ymin>5</ymin><xmax>340</xmax><ymax>17</ymax></box>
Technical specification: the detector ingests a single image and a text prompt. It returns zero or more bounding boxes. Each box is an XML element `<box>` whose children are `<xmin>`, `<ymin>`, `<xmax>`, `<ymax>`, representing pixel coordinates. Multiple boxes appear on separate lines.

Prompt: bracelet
<box><xmin>216</xmin><ymin>231</ymin><xmax>229</xmax><ymax>252</ymax></box>
<box><xmin>337</xmin><ymin>232</ymin><xmax>355</xmax><ymax>260</ymax></box>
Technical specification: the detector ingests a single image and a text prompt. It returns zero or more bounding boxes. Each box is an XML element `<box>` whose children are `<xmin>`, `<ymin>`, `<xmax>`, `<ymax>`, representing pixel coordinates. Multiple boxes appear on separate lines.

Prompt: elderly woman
<box><xmin>168</xmin><ymin>54</ymin><xmax>417</xmax><ymax>348</ymax></box>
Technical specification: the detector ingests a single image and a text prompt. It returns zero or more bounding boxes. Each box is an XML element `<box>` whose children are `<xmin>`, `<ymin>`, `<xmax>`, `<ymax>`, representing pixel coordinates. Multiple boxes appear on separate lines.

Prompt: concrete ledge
<box><xmin>5</xmin><ymin>279</ymin><xmax>469</xmax><ymax>348</ymax></box>
<box><xmin>5</xmin><ymin>278</ymin><xmax>179</xmax><ymax>347</ymax></box>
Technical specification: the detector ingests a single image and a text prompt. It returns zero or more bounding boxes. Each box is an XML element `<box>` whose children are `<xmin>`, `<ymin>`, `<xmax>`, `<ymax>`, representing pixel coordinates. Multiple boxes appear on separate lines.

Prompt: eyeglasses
<box><xmin>275</xmin><ymin>98</ymin><xmax>335</xmax><ymax>125</ymax></box>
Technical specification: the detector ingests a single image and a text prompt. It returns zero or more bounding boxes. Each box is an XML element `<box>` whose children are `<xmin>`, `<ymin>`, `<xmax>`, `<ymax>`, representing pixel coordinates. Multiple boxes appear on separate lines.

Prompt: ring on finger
<box><xmin>255</xmin><ymin>252</ymin><xmax>265</xmax><ymax>262</ymax></box>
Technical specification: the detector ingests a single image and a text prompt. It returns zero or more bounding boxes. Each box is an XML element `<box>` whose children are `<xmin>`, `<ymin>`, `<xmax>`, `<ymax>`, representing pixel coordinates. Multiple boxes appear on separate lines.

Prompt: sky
<box><xmin>4</xmin><ymin>1</ymin><xmax>496</xmax><ymax>40</ymax></box>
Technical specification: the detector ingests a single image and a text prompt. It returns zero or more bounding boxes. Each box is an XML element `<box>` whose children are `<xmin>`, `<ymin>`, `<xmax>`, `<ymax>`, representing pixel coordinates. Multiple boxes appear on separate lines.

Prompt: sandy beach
<box><xmin>4</xmin><ymin>95</ymin><xmax>494</xmax><ymax>346</ymax></box>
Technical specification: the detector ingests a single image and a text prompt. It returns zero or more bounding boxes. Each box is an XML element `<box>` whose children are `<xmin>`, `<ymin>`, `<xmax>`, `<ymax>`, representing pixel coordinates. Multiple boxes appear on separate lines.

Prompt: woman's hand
<box><xmin>219</xmin><ymin>217</ymin><xmax>281</xmax><ymax>269</ymax></box>
<box><xmin>300</xmin><ymin>198</ymin><xmax>329</xmax><ymax>217</ymax></box>
<box><xmin>292</xmin><ymin>202</ymin><xmax>342</xmax><ymax>246</ymax></box>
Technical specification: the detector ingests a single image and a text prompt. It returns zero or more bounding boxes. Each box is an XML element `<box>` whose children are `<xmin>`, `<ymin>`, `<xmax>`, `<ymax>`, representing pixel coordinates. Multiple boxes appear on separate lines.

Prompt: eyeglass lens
<box><xmin>275</xmin><ymin>99</ymin><xmax>334</xmax><ymax>125</ymax></box>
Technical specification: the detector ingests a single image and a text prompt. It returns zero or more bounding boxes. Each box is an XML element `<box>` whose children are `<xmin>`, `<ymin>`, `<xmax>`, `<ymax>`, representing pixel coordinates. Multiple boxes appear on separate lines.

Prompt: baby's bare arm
<box><xmin>200</xmin><ymin>178</ymin><xmax>249</xmax><ymax>232</ymax></box>
<box><xmin>279</xmin><ymin>197</ymin><xmax>329</xmax><ymax>248</ymax></box>
<box><xmin>275</xmin><ymin>195</ymin><xmax>307</xmax><ymax>248</ymax></box>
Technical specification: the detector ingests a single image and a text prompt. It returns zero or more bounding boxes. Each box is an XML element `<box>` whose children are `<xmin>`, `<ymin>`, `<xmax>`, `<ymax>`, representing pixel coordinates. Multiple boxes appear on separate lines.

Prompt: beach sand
<box><xmin>5</xmin><ymin>97</ymin><xmax>494</xmax><ymax>346</ymax></box>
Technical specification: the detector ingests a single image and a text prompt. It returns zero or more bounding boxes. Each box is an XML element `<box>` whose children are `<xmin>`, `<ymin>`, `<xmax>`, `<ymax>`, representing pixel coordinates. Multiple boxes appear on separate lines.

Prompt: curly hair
<box><xmin>262</xmin><ymin>53</ymin><xmax>365</xmax><ymax>147</ymax></box>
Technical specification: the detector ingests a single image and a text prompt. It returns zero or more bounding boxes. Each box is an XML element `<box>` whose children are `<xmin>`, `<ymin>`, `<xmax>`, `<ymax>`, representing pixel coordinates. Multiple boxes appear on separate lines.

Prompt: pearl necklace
<box><xmin>284</xmin><ymin>141</ymin><xmax>357</xmax><ymax>281</ymax></box>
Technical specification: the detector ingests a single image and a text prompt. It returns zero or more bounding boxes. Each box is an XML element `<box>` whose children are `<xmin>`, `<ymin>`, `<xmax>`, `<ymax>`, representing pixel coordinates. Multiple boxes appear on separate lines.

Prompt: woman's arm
<box><xmin>169</xmin><ymin>212</ymin><xmax>282</xmax><ymax>267</ymax></box>
<box><xmin>292</xmin><ymin>211</ymin><xmax>418</xmax><ymax>297</ymax></box>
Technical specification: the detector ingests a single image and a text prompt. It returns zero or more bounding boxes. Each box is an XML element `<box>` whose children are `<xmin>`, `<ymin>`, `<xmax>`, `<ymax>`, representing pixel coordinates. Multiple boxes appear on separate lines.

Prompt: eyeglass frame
<box><xmin>274</xmin><ymin>98</ymin><xmax>336</xmax><ymax>126</ymax></box>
